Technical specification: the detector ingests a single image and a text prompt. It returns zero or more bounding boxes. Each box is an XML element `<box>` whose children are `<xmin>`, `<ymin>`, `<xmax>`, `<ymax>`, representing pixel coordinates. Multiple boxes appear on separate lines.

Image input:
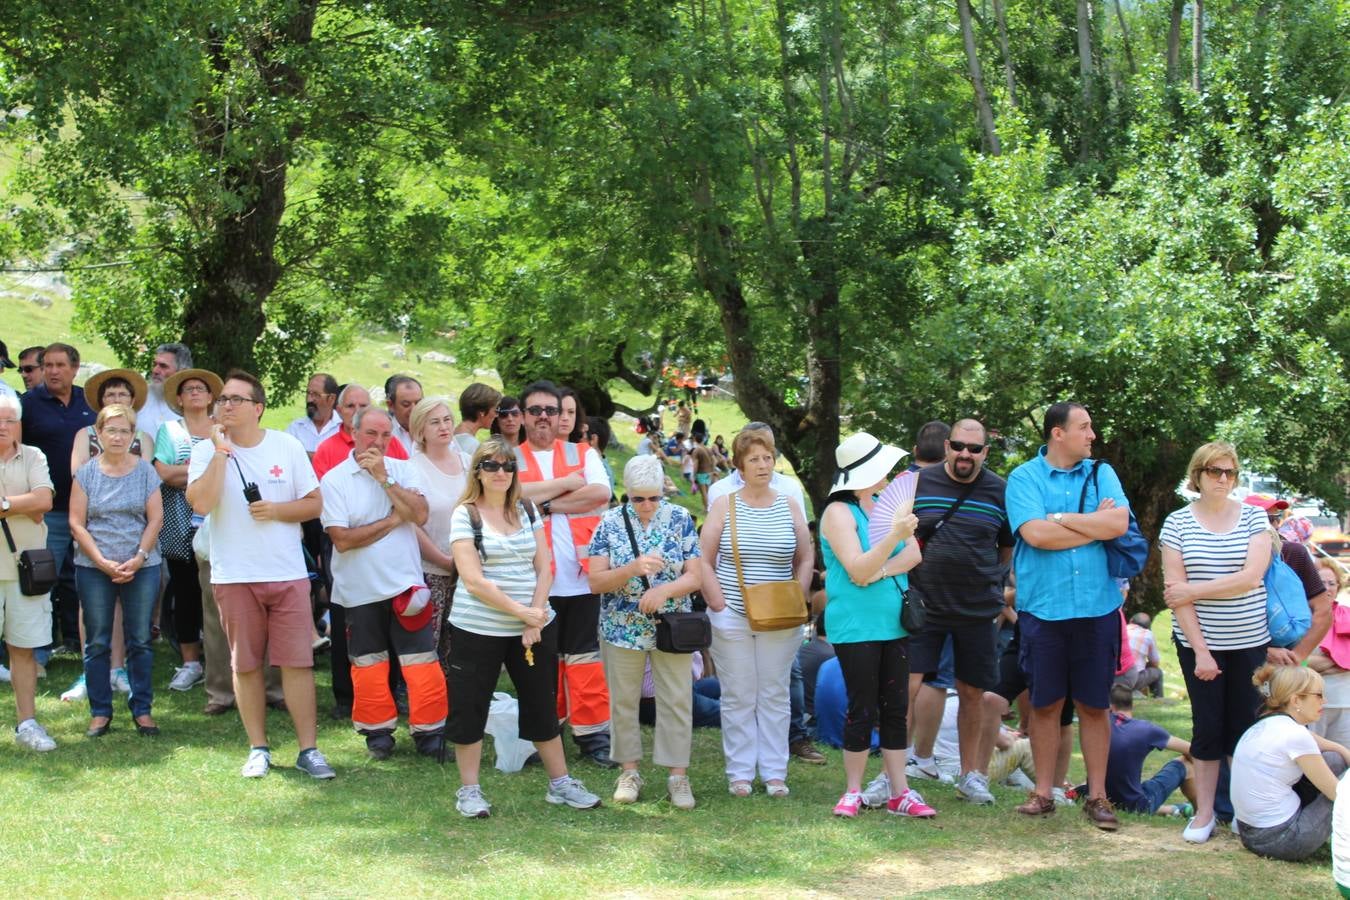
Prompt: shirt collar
<box><xmin>1036</xmin><ymin>444</ymin><xmax>1091</xmax><ymax>475</ymax></box>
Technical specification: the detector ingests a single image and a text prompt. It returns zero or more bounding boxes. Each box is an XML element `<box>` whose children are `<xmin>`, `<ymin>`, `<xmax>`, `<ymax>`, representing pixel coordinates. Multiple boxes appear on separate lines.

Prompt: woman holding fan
<box><xmin>819</xmin><ymin>432</ymin><xmax>934</xmax><ymax>819</ymax></box>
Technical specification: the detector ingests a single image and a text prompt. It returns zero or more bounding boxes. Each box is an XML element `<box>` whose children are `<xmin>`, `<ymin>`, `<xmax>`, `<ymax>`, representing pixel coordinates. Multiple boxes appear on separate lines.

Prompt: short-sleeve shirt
<box><xmin>320</xmin><ymin>455</ymin><xmax>427</xmax><ymax>608</ymax></box>
<box><xmin>285</xmin><ymin>414</ymin><xmax>340</xmax><ymax>454</ymax></box>
<box><xmin>707</xmin><ymin>469</ymin><xmax>807</xmax><ymax>517</ymax></box>
<box><xmin>521</xmin><ymin>443</ymin><xmax>611</xmax><ymax>597</ymax></box>
<box><xmin>908</xmin><ymin>466</ymin><xmax>1013</xmax><ymax>619</ymax></box>
<box><xmin>72</xmin><ymin>458</ymin><xmax>162</xmax><ymax>568</ymax></box>
<box><xmin>1232</xmin><ymin>713</ymin><xmax>1321</xmax><ymax>828</ymax></box>
<box><xmin>448</xmin><ymin>503</ymin><xmax>554</xmax><ymax>637</ymax></box>
<box><xmin>588</xmin><ymin>501</ymin><xmax>701</xmax><ymax>651</ymax></box>
<box><xmin>1159</xmin><ymin>502</ymin><xmax>1269</xmax><ymax>650</ymax></box>
<box><xmin>187</xmin><ymin>430</ymin><xmax>319</xmax><ymax>585</ymax></box>
<box><xmin>1006</xmin><ymin>448</ymin><xmax>1129</xmax><ymax>621</ymax></box>
<box><xmin>20</xmin><ymin>384</ymin><xmax>95</xmax><ymax>511</ymax></box>
<box><xmin>1282</xmin><ymin>541</ymin><xmax>1326</xmax><ymax>601</ymax></box>
<box><xmin>0</xmin><ymin>445</ymin><xmax>54</xmax><ymax>581</ymax></box>
<box><xmin>410</xmin><ymin>452</ymin><xmax>470</xmax><ymax>577</ymax></box>
<box><xmin>312</xmin><ymin>427</ymin><xmax>408</xmax><ymax>480</ymax></box>
<box><xmin>1106</xmin><ymin>714</ymin><xmax>1172</xmax><ymax>811</ymax></box>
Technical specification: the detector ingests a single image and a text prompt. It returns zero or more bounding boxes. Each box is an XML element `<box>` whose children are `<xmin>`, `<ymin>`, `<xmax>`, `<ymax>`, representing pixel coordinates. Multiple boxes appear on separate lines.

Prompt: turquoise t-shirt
<box><xmin>821</xmin><ymin>501</ymin><xmax>907</xmax><ymax>644</ymax></box>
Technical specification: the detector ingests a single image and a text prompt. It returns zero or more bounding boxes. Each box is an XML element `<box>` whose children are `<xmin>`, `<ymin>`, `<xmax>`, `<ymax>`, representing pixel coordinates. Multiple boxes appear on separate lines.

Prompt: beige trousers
<box><xmin>601</xmin><ymin>640</ymin><xmax>693</xmax><ymax>769</ymax></box>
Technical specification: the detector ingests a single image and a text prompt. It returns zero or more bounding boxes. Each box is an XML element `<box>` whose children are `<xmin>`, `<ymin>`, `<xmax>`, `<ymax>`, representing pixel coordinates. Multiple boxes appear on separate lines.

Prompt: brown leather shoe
<box><xmin>203</xmin><ymin>701</ymin><xmax>235</xmax><ymax>716</ymax></box>
<box><xmin>1016</xmin><ymin>791</ymin><xmax>1055</xmax><ymax>816</ymax></box>
<box><xmin>1083</xmin><ymin>796</ymin><xmax>1119</xmax><ymax>831</ymax></box>
<box><xmin>790</xmin><ymin>739</ymin><xmax>827</xmax><ymax>765</ymax></box>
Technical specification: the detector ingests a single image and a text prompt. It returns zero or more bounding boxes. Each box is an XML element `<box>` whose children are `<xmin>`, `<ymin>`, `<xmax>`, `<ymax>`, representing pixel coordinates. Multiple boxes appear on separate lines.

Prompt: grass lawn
<box><xmin>0</xmin><ymin>615</ymin><xmax>1337</xmax><ymax>898</ymax></box>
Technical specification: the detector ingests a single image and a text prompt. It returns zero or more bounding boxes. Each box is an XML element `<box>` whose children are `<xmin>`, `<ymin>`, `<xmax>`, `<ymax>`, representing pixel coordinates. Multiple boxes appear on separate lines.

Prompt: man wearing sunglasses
<box><xmin>16</xmin><ymin>346</ymin><xmax>47</xmax><ymax>393</ymax></box>
<box><xmin>906</xmin><ymin>419</ymin><xmax>1013</xmax><ymax>807</ymax></box>
<box><xmin>514</xmin><ymin>380</ymin><xmax>616</xmax><ymax>767</ymax></box>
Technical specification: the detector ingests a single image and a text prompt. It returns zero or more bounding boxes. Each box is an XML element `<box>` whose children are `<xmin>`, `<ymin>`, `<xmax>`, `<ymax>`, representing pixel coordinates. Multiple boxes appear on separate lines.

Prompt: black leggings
<box><xmin>833</xmin><ymin>638</ymin><xmax>910</xmax><ymax>753</ymax></box>
<box><xmin>166</xmin><ymin>557</ymin><xmax>203</xmax><ymax>645</ymax></box>
<box><xmin>1175</xmin><ymin>640</ymin><xmax>1267</xmax><ymax>760</ymax></box>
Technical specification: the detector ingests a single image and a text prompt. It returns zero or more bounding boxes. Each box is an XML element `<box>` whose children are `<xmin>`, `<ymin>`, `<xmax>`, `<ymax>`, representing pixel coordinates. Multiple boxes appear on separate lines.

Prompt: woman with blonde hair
<box><xmin>1231</xmin><ymin>663</ymin><xmax>1350</xmax><ymax>860</ymax></box>
<box><xmin>1159</xmin><ymin>440</ymin><xmax>1271</xmax><ymax>843</ymax></box>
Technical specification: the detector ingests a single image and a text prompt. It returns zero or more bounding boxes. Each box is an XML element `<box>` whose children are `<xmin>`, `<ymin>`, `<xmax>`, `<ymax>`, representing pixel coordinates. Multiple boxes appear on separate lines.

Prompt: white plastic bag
<box><xmin>485</xmin><ymin>692</ymin><xmax>537</xmax><ymax>773</ymax></box>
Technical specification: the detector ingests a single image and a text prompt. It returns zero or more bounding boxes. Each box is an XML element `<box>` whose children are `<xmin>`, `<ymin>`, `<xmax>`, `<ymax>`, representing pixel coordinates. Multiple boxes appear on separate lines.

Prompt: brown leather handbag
<box><xmin>728</xmin><ymin>497</ymin><xmax>808</xmax><ymax>632</ymax></box>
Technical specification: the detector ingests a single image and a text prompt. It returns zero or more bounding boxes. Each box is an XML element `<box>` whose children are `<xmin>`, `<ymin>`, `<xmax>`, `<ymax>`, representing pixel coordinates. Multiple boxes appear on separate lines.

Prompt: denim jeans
<box><xmin>789</xmin><ymin>656</ymin><xmax>809</xmax><ymax>744</ymax></box>
<box><xmin>38</xmin><ymin>511</ymin><xmax>79</xmax><ymax>665</ymax></box>
<box><xmin>76</xmin><ymin>564</ymin><xmax>160</xmax><ymax>719</ymax></box>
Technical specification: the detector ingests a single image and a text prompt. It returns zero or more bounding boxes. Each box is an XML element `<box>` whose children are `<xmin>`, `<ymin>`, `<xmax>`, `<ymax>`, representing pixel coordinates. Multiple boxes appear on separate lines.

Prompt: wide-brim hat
<box><xmin>84</xmin><ymin>368</ymin><xmax>149</xmax><ymax>412</ymax></box>
<box><xmin>832</xmin><ymin>432</ymin><xmax>908</xmax><ymax>492</ymax></box>
<box><xmin>1243</xmin><ymin>493</ymin><xmax>1289</xmax><ymax>512</ymax></box>
<box><xmin>163</xmin><ymin>368</ymin><xmax>225</xmax><ymax>414</ymax></box>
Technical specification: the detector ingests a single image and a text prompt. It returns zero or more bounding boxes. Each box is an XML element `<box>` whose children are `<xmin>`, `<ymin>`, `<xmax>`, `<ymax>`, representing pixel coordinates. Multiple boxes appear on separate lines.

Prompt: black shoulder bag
<box><xmin>621</xmin><ymin>505</ymin><xmax>709</xmax><ymax>653</ymax></box>
<box><xmin>467</xmin><ymin>500</ymin><xmax>537</xmax><ymax>562</ymax></box>
<box><xmin>2</xmin><ymin>517</ymin><xmax>58</xmax><ymax>597</ymax></box>
<box><xmin>902</xmin><ymin>471</ymin><xmax>983</xmax><ymax>634</ymax></box>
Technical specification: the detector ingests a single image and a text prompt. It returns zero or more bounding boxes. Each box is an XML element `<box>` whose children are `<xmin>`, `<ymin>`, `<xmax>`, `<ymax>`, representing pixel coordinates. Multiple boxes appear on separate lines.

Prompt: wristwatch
<box><xmin>382</xmin><ymin>476</ymin><xmax>396</xmax><ymax>490</ymax></box>
<box><xmin>1051</xmin><ymin>512</ymin><xmax>1064</xmax><ymax>524</ymax></box>
<box><xmin>1</xmin><ymin>497</ymin><xmax>10</xmax><ymax>514</ymax></box>
<box><xmin>540</xmin><ymin>500</ymin><xmax>552</xmax><ymax>516</ymax></box>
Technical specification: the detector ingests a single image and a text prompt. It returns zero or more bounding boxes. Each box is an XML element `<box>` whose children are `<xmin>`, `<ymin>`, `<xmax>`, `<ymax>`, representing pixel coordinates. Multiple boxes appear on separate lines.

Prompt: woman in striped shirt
<box><xmin>1160</xmin><ymin>441</ymin><xmax>1272</xmax><ymax>844</ymax></box>
<box><xmin>445</xmin><ymin>437</ymin><xmax>600</xmax><ymax>818</ymax></box>
<box><xmin>700</xmin><ymin>429</ymin><xmax>813</xmax><ymax>797</ymax></box>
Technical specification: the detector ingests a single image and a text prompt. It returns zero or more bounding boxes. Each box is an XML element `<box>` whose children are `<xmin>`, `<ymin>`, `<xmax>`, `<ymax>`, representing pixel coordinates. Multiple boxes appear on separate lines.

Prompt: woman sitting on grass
<box><xmin>1231</xmin><ymin>663</ymin><xmax>1350</xmax><ymax>861</ymax></box>
<box><xmin>445</xmin><ymin>437</ymin><xmax>601</xmax><ymax>818</ymax></box>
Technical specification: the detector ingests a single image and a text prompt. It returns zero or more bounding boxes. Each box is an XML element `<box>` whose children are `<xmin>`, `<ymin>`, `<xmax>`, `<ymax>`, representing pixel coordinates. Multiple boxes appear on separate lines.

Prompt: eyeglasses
<box><xmin>0</xmin><ymin>418</ymin><xmax>19</xmax><ymax>427</ymax></box>
<box><xmin>629</xmin><ymin>495</ymin><xmax>661</xmax><ymax>504</ymax></box>
<box><xmin>216</xmin><ymin>395</ymin><xmax>257</xmax><ymax>407</ymax></box>
<box><xmin>524</xmin><ymin>405</ymin><xmax>560</xmax><ymax>418</ymax></box>
<box><xmin>496</xmin><ymin>407</ymin><xmax>521</xmax><ymax>417</ymax></box>
<box><xmin>18</xmin><ymin>365</ymin><xmax>39</xmax><ymax>374</ymax></box>
<box><xmin>1302</xmin><ymin>691</ymin><xmax>1324</xmax><ymax>699</ymax></box>
<box><xmin>477</xmin><ymin>459</ymin><xmax>518</xmax><ymax>473</ymax></box>
<box><xmin>949</xmin><ymin>440</ymin><xmax>985</xmax><ymax>454</ymax></box>
<box><xmin>1201</xmin><ymin>466</ymin><xmax>1238</xmax><ymax>480</ymax></box>
<box><xmin>179</xmin><ymin>385</ymin><xmax>211</xmax><ymax>395</ymax></box>
<box><xmin>101</xmin><ymin>427</ymin><xmax>133</xmax><ymax>437</ymax></box>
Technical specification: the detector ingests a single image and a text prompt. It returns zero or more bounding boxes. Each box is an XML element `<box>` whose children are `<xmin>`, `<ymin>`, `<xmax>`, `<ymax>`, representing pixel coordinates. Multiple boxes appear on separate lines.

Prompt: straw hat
<box><xmin>163</xmin><ymin>368</ymin><xmax>225</xmax><ymax>414</ymax></box>
<box><xmin>84</xmin><ymin>368</ymin><xmax>148</xmax><ymax>412</ymax></box>
<box><xmin>832</xmin><ymin>432</ymin><xmax>908</xmax><ymax>492</ymax></box>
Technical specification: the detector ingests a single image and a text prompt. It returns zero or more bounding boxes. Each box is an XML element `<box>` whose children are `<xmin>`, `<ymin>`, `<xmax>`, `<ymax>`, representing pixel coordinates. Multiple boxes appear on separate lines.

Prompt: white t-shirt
<box><xmin>1333</xmin><ymin>769</ymin><xmax>1350</xmax><ymax>888</ymax></box>
<box><xmin>187</xmin><ymin>430</ymin><xmax>319</xmax><ymax>585</ymax></box>
<box><xmin>707</xmin><ymin>469</ymin><xmax>807</xmax><ymax>516</ymax></box>
<box><xmin>453</xmin><ymin>433</ymin><xmax>480</xmax><ymax>457</ymax></box>
<box><xmin>391</xmin><ymin>419</ymin><xmax>417</xmax><ymax>457</ymax></box>
<box><xmin>285</xmin><ymin>413</ymin><xmax>341</xmax><ymax>454</ymax></box>
<box><xmin>1231</xmin><ymin>714</ymin><xmax>1322</xmax><ymax>828</ymax></box>
<box><xmin>136</xmin><ymin>385</ymin><xmax>176</xmax><ymax>450</ymax></box>
<box><xmin>320</xmin><ymin>455</ymin><xmax>427</xmax><ymax>607</ymax></box>
<box><xmin>410</xmin><ymin>451</ymin><xmax>470</xmax><ymax>576</ymax></box>
<box><xmin>522</xmin><ymin>444</ymin><xmax>611</xmax><ymax>597</ymax></box>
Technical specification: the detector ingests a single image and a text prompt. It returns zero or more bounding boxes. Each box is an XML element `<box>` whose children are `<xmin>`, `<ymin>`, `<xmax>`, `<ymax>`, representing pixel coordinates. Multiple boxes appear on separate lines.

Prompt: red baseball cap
<box><xmin>1243</xmin><ymin>493</ymin><xmax>1289</xmax><ymax>511</ymax></box>
<box><xmin>392</xmin><ymin>585</ymin><xmax>433</xmax><ymax>631</ymax></box>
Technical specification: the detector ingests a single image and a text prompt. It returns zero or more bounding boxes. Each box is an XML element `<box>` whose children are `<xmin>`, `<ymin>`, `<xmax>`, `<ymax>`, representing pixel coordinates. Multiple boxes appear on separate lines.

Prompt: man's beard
<box><xmin>306</xmin><ymin>402</ymin><xmax>317</xmax><ymax>418</ymax></box>
<box><xmin>953</xmin><ymin>459</ymin><xmax>976</xmax><ymax>479</ymax></box>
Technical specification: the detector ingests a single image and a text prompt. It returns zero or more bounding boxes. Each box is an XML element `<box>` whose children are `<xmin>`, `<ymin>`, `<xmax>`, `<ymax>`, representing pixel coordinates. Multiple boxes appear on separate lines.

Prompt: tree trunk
<box><xmin>957</xmin><ymin>0</ymin><xmax>1001</xmax><ymax>155</ymax></box>
<box><xmin>1192</xmin><ymin>0</ymin><xmax>1204</xmax><ymax>91</ymax></box>
<box><xmin>1076</xmin><ymin>0</ymin><xmax>1095</xmax><ymax>159</ymax></box>
<box><xmin>1166</xmin><ymin>0</ymin><xmax>1184</xmax><ymax>83</ymax></box>
<box><xmin>1112</xmin><ymin>0</ymin><xmax>1136</xmax><ymax>76</ymax></box>
<box><xmin>991</xmin><ymin>0</ymin><xmax>1018</xmax><ymax>109</ymax></box>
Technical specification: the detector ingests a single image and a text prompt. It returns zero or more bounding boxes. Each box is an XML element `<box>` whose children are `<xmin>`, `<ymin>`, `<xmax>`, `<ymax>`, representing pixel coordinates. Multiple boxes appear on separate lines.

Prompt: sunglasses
<box><xmin>524</xmin><ymin>405</ymin><xmax>560</xmax><ymax>418</ymax></box>
<box><xmin>949</xmin><ymin>440</ymin><xmax>985</xmax><ymax>454</ymax></box>
<box><xmin>18</xmin><ymin>365</ymin><xmax>40</xmax><ymax>374</ymax></box>
<box><xmin>629</xmin><ymin>495</ymin><xmax>661</xmax><ymax>504</ymax></box>
<box><xmin>477</xmin><ymin>459</ymin><xmax>518</xmax><ymax>473</ymax></box>
<box><xmin>1201</xmin><ymin>466</ymin><xmax>1238</xmax><ymax>480</ymax></box>
<box><xmin>496</xmin><ymin>407</ymin><xmax>521</xmax><ymax>417</ymax></box>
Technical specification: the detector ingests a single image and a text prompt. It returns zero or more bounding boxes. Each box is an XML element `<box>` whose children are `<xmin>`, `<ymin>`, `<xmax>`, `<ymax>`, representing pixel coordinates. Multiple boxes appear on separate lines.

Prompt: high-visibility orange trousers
<box><xmin>550</xmin><ymin>593</ymin><xmax>610</xmax><ymax>737</ymax></box>
<box><xmin>346</xmin><ymin>599</ymin><xmax>448</xmax><ymax>736</ymax></box>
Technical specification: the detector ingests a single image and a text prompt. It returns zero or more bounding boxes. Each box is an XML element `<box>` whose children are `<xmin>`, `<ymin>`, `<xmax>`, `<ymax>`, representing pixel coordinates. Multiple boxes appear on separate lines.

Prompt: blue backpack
<box><xmin>1266</xmin><ymin>545</ymin><xmax>1312</xmax><ymax>648</ymax></box>
<box><xmin>1078</xmin><ymin>462</ymin><xmax>1150</xmax><ymax>579</ymax></box>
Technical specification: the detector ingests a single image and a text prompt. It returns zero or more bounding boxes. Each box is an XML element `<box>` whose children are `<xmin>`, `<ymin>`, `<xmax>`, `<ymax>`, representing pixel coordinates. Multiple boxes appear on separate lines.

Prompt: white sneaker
<box><xmin>15</xmin><ymin>720</ymin><xmax>57</xmax><ymax>752</ymax></box>
<box><xmin>111</xmin><ymin>667</ymin><xmax>131</xmax><ymax>693</ymax></box>
<box><xmin>241</xmin><ymin>747</ymin><xmax>272</xmax><ymax>778</ymax></box>
<box><xmin>168</xmin><ymin>663</ymin><xmax>204</xmax><ymax>692</ymax></box>
<box><xmin>1004</xmin><ymin>769</ymin><xmax>1035</xmax><ymax>790</ymax></box>
<box><xmin>957</xmin><ymin>771</ymin><xmax>995</xmax><ymax>805</ymax></box>
<box><xmin>546</xmin><ymin>776</ymin><xmax>602</xmax><ymax>809</ymax></box>
<box><xmin>861</xmin><ymin>771</ymin><xmax>892</xmax><ymax>808</ymax></box>
<box><xmin>906</xmin><ymin>758</ymin><xmax>942</xmax><ymax>781</ymax></box>
<box><xmin>0</xmin><ymin>663</ymin><xmax>10</xmax><ymax>683</ymax></box>
<box><xmin>668</xmin><ymin>775</ymin><xmax>696</xmax><ymax>810</ymax></box>
<box><xmin>60</xmin><ymin>674</ymin><xmax>87</xmax><ymax>702</ymax></box>
<box><xmin>613</xmin><ymin>769</ymin><xmax>644</xmax><ymax>803</ymax></box>
<box><xmin>1051</xmin><ymin>786</ymin><xmax>1075</xmax><ymax>807</ymax></box>
<box><xmin>456</xmin><ymin>784</ymin><xmax>492</xmax><ymax>818</ymax></box>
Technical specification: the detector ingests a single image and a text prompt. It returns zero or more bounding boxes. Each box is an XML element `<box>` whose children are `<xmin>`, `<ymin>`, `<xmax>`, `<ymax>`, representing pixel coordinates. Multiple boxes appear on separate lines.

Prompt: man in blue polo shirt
<box><xmin>1005</xmin><ymin>401</ymin><xmax>1129</xmax><ymax>831</ymax></box>
<box><xmin>20</xmin><ymin>342</ymin><xmax>95</xmax><ymax>656</ymax></box>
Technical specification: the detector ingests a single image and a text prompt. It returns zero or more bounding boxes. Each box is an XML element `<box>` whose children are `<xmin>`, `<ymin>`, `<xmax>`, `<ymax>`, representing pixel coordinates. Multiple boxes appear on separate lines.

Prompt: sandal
<box><xmin>765</xmin><ymin>781</ymin><xmax>790</xmax><ymax>798</ymax></box>
<box><xmin>728</xmin><ymin>780</ymin><xmax>753</xmax><ymax>797</ymax></box>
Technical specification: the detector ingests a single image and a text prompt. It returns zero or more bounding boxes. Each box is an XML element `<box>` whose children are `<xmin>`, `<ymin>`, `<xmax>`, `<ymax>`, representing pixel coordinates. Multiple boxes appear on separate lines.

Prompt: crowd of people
<box><xmin>2</xmin><ymin>337</ymin><xmax>1350</xmax><ymax>877</ymax></box>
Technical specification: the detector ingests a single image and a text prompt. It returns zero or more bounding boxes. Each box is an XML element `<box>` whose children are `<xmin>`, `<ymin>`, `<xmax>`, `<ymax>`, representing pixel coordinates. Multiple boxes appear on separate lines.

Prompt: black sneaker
<box><xmin>580</xmin><ymin>747</ymin><xmax>618</xmax><ymax>769</ymax></box>
<box><xmin>366</xmin><ymin>732</ymin><xmax>396</xmax><ymax>761</ymax></box>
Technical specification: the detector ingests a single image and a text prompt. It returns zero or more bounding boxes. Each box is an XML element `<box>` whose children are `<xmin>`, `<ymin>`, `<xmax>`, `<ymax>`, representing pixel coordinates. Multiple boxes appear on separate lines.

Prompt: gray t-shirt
<box><xmin>73</xmin><ymin>458</ymin><xmax>162</xmax><ymax>568</ymax></box>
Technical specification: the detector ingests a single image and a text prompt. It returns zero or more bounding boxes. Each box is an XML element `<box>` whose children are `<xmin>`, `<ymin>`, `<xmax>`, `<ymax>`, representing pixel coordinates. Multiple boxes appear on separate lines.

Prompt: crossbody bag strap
<box><xmin>1078</xmin><ymin>460</ymin><xmax>1101</xmax><ymax>514</ymax></box>
<box><xmin>728</xmin><ymin>494</ymin><xmax>749</xmax><ymax>598</ymax></box>
<box><xmin>620</xmin><ymin>505</ymin><xmax>651</xmax><ymax>591</ymax></box>
<box><xmin>1</xmin><ymin>516</ymin><xmax>16</xmax><ymax>555</ymax></box>
<box><xmin>917</xmin><ymin>470</ymin><xmax>982</xmax><ymax>544</ymax></box>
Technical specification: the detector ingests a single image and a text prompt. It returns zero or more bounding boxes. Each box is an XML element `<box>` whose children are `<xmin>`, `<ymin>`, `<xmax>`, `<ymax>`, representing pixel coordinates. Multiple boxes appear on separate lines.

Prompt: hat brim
<box><xmin>1243</xmin><ymin>494</ymin><xmax>1289</xmax><ymax>511</ymax></box>
<box><xmin>834</xmin><ymin>444</ymin><xmax>908</xmax><ymax>493</ymax></box>
<box><xmin>163</xmin><ymin>369</ymin><xmax>224</xmax><ymax>414</ymax></box>
<box><xmin>84</xmin><ymin>368</ymin><xmax>149</xmax><ymax>412</ymax></box>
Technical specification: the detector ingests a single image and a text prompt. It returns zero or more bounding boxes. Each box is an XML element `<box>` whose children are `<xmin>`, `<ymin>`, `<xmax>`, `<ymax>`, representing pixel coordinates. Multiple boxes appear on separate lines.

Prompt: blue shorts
<box><xmin>918</xmin><ymin>635</ymin><xmax>955</xmax><ymax>690</ymax></box>
<box><xmin>1018</xmin><ymin>609</ymin><xmax>1119</xmax><ymax>710</ymax></box>
<box><xmin>1136</xmin><ymin>759</ymin><xmax>1188</xmax><ymax>814</ymax></box>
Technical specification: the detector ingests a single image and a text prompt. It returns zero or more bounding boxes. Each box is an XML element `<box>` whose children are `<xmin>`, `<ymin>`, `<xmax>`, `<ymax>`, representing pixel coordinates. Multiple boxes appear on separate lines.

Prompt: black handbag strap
<box><xmin>621</xmin><ymin>505</ymin><xmax>652</xmax><ymax>591</ymax></box>
<box><xmin>1</xmin><ymin>516</ymin><xmax>16</xmax><ymax>555</ymax></box>
<box><xmin>1077</xmin><ymin>460</ymin><xmax>1102</xmax><ymax>514</ymax></box>
<box><xmin>915</xmin><ymin>469</ymin><xmax>982</xmax><ymax>544</ymax></box>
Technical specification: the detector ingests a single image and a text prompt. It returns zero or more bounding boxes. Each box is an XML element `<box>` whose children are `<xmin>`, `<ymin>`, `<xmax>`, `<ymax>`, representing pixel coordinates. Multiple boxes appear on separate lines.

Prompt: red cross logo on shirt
<box><xmin>269</xmin><ymin>465</ymin><xmax>283</xmax><ymax>477</ymax></box>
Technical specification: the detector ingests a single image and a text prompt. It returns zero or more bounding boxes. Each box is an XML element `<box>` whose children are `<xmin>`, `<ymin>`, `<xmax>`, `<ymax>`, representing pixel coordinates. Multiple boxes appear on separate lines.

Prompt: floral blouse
<box><xmin>588</xmin><ymin>500</ymin><xmax>701</xmax><ymax>651</ymax></box>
